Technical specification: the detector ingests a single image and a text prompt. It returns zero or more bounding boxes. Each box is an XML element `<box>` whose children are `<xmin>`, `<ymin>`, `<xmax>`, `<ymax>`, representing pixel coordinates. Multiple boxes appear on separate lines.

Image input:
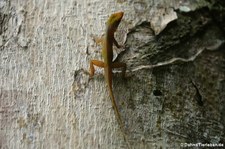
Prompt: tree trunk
<box><xmin>1</xmin><ymin>0</ymin><xmax>224</xmax><ymax>149</ymax></box>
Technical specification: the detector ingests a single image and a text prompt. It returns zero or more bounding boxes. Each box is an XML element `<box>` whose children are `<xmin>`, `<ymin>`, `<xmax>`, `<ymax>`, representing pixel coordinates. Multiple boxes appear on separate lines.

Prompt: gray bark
<box><xmin>1</xmin><ymin>0</ymin><xmax>224</xmax><ymax>149</ymax></box>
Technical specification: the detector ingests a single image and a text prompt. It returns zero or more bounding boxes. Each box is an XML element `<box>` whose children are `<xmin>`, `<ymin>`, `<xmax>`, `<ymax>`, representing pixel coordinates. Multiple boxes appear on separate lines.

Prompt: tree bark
<box><xmin>1</xmin><ymin>0</ymin><xmax>224</xmax><ymax>149</ymax></box>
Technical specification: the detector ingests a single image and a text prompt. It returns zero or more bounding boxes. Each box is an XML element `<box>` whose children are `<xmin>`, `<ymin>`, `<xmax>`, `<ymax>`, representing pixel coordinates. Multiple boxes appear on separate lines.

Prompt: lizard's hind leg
<box><xmin>89</xmin><ymin>60</ymin><xmax>105</xmax><ymax>77</ymax></box>
<box><xmin>112</xmin><ymin>62</ymin><xmax>126</xmax><ymax>78</ymax></box>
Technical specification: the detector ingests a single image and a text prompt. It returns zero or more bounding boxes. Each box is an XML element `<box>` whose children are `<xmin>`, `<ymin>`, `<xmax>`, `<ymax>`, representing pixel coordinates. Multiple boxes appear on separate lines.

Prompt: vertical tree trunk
<box><xmin>1</xmin><ymin>0</ymin><xmax>224</xmax><ymax>148</ymax></box>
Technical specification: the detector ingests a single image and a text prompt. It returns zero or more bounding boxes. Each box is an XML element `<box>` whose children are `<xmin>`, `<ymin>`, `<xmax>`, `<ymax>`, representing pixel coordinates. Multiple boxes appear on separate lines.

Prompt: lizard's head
<box><xmin>107</xmin><ymin>12</ymin><xmax>124</xmax><ymax>32</ymax></box>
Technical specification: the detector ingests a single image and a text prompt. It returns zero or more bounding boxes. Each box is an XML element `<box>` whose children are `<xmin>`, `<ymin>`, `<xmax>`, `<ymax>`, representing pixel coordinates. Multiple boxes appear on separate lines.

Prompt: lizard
<box><xmin>89</xmin><ymin>12</ymin><xmax>130</xmax><ymax>148</ymax></box>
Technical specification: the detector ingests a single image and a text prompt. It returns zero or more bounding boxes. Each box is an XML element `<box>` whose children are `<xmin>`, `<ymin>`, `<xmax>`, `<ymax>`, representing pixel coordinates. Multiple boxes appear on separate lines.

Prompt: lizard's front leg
<box><xmin>113</xmin><ymin>37</ymin><xmax>124</xmax><ymax>49</ymax></box>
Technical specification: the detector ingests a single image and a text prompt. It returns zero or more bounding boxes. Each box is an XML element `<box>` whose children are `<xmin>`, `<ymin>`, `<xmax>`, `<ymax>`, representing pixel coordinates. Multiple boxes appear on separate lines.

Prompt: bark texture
<box><xmin>0</xmin><ymin>0</ymin><xmax>224</xmax><ymax>149</ymax></box>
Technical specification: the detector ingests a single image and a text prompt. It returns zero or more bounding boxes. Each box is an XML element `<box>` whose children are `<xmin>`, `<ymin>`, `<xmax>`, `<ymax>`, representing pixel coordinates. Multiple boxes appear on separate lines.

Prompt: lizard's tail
<box><xmin>108</xmin><ymin>82</ymin><xmax>123</xmax><ymax>126</ymax></box>
<box><xmin>104</xmin><ymin>68</ymin><xmax>123</xmax><ymax>126</ymax></box>
<box><xmin>104</xmin><ymin>68</ymin><xmax>131</xmax><ymax>149</ymax></box>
